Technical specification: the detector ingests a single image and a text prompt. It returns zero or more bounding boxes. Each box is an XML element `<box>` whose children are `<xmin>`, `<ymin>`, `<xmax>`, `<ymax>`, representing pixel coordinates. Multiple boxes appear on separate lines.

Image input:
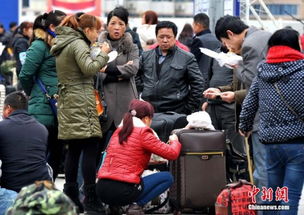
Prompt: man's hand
<box><xmin>202</xmin><ymin>102</ymin><xmax>208</xmax><ymax>111</ymax></box>
<box><xmin>220</xmin><ymin>91</ymin><xmax>235</xmax><ymax>103</ymax></box>
<box><xmin>239</xmin><ymin>129</ymin><xmax>252</xmax><ymax>138</ymax></box>
<box><xmin>203</xmin><ymin>88</ymin><xmax>221</xmax><ymax>99</ymax></box>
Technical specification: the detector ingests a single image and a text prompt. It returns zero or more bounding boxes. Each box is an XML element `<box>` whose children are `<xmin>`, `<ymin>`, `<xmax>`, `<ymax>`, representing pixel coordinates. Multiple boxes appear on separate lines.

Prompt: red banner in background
<box><xmin>47</xmin><ymin>0</ymin><xmax>101</xmax><ymax>16</ymax></box>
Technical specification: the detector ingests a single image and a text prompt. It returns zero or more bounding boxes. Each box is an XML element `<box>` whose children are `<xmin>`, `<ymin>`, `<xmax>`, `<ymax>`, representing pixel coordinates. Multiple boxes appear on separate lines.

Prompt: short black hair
<box><xmin>107</xmin><ymin>6</ymin><xmax>129</xmax><ymax>25</ymax></box>
<box><xmin>9</xmin><ymin>22</ymin><xmax>17</xmax><ymax>29</ymax></box>
<box><xmin>215</xmin><ymin>15</ymin><xmax>248</xmax><ymax>41</ymax></box>
<box><xmin>268</xmin><ymin>28</ymin><xmax>301</xmax><ymax>52</ymax></box>
<box><xmin>155</xmin><ymin>21</ymin><xmax>178</xmax><ymax>37</ymax></box>
<box><xmin>193</xmin><ymin>13</ymin><xmax>210</xmax><ymax>29</ymax></box>
<box><xmin>4</xmin><ymin>91</ymin><xmax>28</xmax><ymax>110</ymax></box>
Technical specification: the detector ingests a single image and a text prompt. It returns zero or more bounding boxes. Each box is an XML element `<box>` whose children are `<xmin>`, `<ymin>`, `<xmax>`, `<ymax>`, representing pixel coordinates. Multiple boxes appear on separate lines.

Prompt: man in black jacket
<box><xmin>191</xmin><ymin>13</ymin><xmax>221</xmax><ymax>92</ymax></box>
<box><xmin>0</xmin><ymin>91</ymin><xmax>51</xmax><ymax>192</ymax></box>
<box><xmin>136</xmin><ymin>21</ymin><xmax>204</xmax><ymax>114</ymax></box>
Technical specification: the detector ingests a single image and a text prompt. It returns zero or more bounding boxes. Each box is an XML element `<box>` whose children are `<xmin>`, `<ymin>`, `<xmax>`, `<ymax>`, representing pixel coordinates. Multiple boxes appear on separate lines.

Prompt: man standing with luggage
<box><xmin>204</xmin><ymin>15</ymin><xmax>272</xmax><ymax>198</ymax></box>
<box><xmin>136</xmin><ymin>21</ymin><xmax>204</xmax><ymax>115</ymax></box>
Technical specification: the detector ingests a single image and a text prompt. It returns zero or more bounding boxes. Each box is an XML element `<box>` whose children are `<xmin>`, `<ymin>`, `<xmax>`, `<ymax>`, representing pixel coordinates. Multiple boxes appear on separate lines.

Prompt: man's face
<box><xmin>192</xmin><ymin>22</ymin><xmax>201</xmax><ymax>34</ymax></box>
<box><xmin>2</xmin><ymin>105</ymin><xmax>12</xmax><ymax>119</ymax></box>
<box><xmin>220</xmin><ymin>30</ymin><xmax>243</xmax><ymax>54</ymax></box>
<box><xmin>0</xmin><ymin>26</ymin><xmax>4</xmax><ymax>35</ymax></box>
<box><xmin>156</xmin><ymin>28</ymin><xmax>176</xmax><ymax>52</ymax></box>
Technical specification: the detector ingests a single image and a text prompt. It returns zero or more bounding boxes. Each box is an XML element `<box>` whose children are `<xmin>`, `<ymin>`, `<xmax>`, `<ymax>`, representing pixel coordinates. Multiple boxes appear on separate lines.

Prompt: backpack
<box><xmin>215</xmin><ymin>179</ymin><xmax>256</xmax><ymax>215</ymax></box>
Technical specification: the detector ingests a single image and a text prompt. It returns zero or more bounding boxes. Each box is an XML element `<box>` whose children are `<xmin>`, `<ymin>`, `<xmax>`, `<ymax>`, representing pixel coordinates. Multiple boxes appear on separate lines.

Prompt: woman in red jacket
<box><xmin>96</xmin><ymin>99</ymin><xmax>181</xmax><ymax>214</ymax></box>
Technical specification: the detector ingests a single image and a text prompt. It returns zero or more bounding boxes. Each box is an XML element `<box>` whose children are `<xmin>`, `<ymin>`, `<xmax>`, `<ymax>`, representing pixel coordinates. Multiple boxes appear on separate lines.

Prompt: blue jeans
<box><xmin>264</xmin><ymin>141</ymin><xmax>304</xmax><ymax>215</ymax></box>
<box><xmin>0</xmin><ymin>188</ymin><xmax>17</xmax><ymax>214</ymax></box>
<box><xmin>252</xmin><ymin>132</ymin><xmax>268</xmax><ymax>190</ymax></box>
<box><xmin>136</xmin><ymin>171</ymin><xmax>173</xmax><ymax>206</ymax></box>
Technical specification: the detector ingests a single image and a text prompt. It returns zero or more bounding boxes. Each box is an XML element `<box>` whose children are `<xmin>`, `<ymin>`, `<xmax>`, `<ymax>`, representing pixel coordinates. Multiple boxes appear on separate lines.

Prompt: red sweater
<box><xmin>97</xmin><ymin>117</ymin><xmax>181</xmax><ymax>184</ymax></box>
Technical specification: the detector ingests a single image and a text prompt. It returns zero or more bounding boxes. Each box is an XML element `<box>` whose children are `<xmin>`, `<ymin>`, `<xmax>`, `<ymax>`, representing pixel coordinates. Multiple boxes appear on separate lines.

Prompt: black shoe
<box><xmin>83</xmin><ymin>184</ymin><xmax>106</xmax><ymax>214</ymax></box>
<box><xmin>126</xmin><ymin>203</ymin><xmax>144</xmax><ymax>215</ymax></box>
<box><xmin>63</xmin><ymin>182</ymin><xmax>84</xmax><ymax>213</ymax></box>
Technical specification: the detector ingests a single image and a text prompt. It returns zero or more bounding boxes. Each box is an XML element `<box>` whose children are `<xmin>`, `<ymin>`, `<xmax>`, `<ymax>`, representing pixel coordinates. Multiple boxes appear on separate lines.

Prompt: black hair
<box><xmin>193</xmin><ymin>13</ymin><xmax>210</xmax><ymax>29</ymax></box>
<box><xmin>33</xmin><ymin>10</ymin><xmax>66</xmax><ymax>31</ymax></box>
<box><xmin>215</xmin><ymin>15</ymin><xmax>248</xmax><ymax>41</ymax></box>
<box><xmin>107</xmin><ymin>6</ymin><xmax>129</xmax><ymax>25</ymax></box>
<box><xmin>268</xmin><ymin>28</ymin><xmax>301</xmax><ymax>52</ymax></box>
<box><xmin>155</xmin><ymin>21</ymin><xmax>178</xmax><ymax>37</ymax></box>
<box><xmin>9</xmin><ymin>22</ymin><xmax>17</xmax><ymax>29</ymax></box>
<box><xmin>4</xmin><ymin>91</ymin><xmax>28</xmax><ymax>110</ymax></box>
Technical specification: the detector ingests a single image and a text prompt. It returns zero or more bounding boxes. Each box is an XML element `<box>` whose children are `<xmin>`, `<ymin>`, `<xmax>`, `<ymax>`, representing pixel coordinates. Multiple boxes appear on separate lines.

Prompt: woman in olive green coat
<box><xmin>19</xmin><ymin>10</ymin><xmax>66</xmax><ymax>180</ymax></box>
<box><xmin>51</xmin><ymin>14</ymin><xmax>110</xmax><ymax>214</ymax></box>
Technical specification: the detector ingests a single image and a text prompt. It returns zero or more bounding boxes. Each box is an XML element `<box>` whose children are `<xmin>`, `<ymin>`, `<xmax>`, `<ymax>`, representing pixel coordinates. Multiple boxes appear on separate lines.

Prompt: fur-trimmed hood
<box><xmin>98</xmin><ymin>31</ymin><xmax>133</xmax><ymax>55</ymax></box>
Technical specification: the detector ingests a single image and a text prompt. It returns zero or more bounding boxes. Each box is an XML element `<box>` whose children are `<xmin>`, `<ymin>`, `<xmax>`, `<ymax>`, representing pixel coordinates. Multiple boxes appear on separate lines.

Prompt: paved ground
<box><xmin>55</xmin><ymin>176</ymin><xmax>304</xmax><ymax>215</ymax></box>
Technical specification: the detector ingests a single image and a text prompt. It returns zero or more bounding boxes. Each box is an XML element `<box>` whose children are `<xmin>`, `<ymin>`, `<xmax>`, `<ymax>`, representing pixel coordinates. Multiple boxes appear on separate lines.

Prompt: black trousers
<box><xmin>64</xmin><ymin>138</ymin><xmax>99</xmax><ymax>185</ymax></box>
<box><xmin>45</xmin><ymin>124</ymin><xmax>63</xmax><ymax>180</ymax></box>
<box><xmin>96</xmin><ymin>179</ymin><xmax>142</xmax><ymax>206</ymax></box>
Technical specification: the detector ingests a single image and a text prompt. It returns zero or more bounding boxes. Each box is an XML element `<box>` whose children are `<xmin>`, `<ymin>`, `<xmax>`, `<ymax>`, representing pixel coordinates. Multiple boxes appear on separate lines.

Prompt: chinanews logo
<box><xmin>248</xmin><ymin>186</ymin><xmax>290</xmax><ymax>211</ymax></box>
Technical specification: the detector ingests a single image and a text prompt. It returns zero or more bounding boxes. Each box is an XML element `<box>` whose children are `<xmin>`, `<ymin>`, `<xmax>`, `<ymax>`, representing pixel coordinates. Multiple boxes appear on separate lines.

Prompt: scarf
<box><xmin>266</xmin><ymin>45</ymin><xmax>304</xmax><ymax>63</ymax></box>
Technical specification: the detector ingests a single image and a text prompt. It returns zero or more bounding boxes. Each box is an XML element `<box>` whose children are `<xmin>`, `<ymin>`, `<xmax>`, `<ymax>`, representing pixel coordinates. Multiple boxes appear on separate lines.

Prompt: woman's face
<box><xmin>107</xmin><ymin>16</ymin><xmax>126</xmax><ymax>40</ymax></box>
<box><xmin>23</xmin><ymin>27</ymin><xmax>33</xmax><ymax>39</ymax></box>
<box><xmin>84</xmin><ymin>27</ymin><xmax>99</xmax><ymax>44</ymax></box>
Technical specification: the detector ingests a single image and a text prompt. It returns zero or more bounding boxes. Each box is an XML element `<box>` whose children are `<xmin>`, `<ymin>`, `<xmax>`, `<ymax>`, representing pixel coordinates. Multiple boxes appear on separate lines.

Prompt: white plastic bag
<box><xmin>186</xmin><ymin>111</ymin><xmax>215</xmax><ymax>130</ymax></box>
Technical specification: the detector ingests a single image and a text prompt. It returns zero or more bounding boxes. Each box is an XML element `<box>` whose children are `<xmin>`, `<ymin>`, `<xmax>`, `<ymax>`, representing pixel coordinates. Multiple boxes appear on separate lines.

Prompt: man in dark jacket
<box><xmin>191</xmin><ymin>13</ymin><xmax>221</xmax><ymax>91</ymax></box>
<box><xmin>0</xmin><ymin>91</ymin><xmax>51</xmax><ymax>192</ymax></box>
<box><xmin>136</xmin><ymin>21</ymin><xmax>204</xmax><ymax>114</ymax></box>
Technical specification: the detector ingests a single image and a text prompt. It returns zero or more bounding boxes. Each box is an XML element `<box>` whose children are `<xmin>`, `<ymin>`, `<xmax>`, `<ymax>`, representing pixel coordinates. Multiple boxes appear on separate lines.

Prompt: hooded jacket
<box><xmin>239</xmin><ymin>46</ymin><xmax>304</xmax><ymax>143</ymax></box>
<box><xmin>19</xmin><ymin>29</ymin><xmax>57</xmax><ymax>127</ymax></box>
<box><xmin>97</xmin><ymin>117</ymin><xmax>181</xmax><ymax>184</ymax></box>
<box><xmin>50</xmin><ymin>26</ymin><xmax>109</xmax><ymax>140</ymax></box>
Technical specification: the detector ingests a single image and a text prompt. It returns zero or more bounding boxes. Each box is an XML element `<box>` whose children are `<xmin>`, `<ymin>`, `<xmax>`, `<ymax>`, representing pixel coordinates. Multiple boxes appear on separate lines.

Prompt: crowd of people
<box><xmin>0</xmin><ymin>5</ymin><xmax>303</xmax><ymax>215</ymax></box>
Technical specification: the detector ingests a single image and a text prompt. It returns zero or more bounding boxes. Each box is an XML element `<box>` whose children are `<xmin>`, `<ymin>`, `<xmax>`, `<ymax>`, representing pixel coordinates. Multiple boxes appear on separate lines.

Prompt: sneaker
<box><xmin>126</xmin><ymin>203</ymin><xmax>144</xmax><ymax>215</ymax></box>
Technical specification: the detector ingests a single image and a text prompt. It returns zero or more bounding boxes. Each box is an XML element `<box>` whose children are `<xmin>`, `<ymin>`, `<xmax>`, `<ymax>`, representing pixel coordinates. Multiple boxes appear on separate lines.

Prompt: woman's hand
<box><xmin>169</xmin><ymin>134</ymin><xmax>179</xmax><ymax>142</ymax></box>
<box><xmin>100</xmin><ymin>65</ymin><xmax>107</xmax><ymax>73</ymax></box>
<box><xmin>100</xmin><ymin>42</ymin><xmax>111</xmax><ymax>54</ymax></box>
<box><xmin>239</xmin><ymin>129</ymin><xmax>252</xmax><ymax>137</ymax></box>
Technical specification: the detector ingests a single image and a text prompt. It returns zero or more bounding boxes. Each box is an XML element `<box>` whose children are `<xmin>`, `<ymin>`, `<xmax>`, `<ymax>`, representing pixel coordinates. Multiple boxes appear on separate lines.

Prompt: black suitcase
<box><xmin>170</xmin><ymin>129</ymin><xmax>227</xmax><ymax>212</ymax></box>
<box><xmin>151</xmin><ymin>112</ymin><xmax>187</xmax><ymax>142</ymax></box>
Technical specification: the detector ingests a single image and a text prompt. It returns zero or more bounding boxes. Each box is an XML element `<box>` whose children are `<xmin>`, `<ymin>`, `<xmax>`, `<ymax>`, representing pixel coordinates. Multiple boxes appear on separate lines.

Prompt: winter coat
<box><xmin>98</xmin><ymin>32</ymin><xmax>139</xmax><ymax>132</ymax></box>
<box><xmin>12</xmin><ymin>32</ymin><xmax>30</xmax><ymax>76</ymax></box>
<box><xmin>0</xmin><ymin>110</ymin><xmax>51</xmax><ymax>192</ymax></box>
<box><xmin>137</xmin><ymin>45</ymin><xmax>204</xmax><ymax>114</ymax></box>
<box><xmin>97</xmin><ymin>117</ymin><xmax>181</xmax><ymax>184</ymax></box>
<box><xmin>136</xmin><ymin>24</ymin><xmax>157</xmax><ymax>50</ymax></box>
<box><xmin>19</xmin><ymin>29</ymin><xmax>57</xmax><ymax>127</ymax></box>
<box><xmin>239</xmin><ymin>46</ymin><xmax>304</xmax><ymax>143</ymax></box>
<box><xmin>191</xmin><ymin>29</ymin><xmax>221</xmax><ymax>91</ymax></box>
<box><xmin>50</xmin><ymin>26</ymin><xmax>109</xmax><ymax>140</ymax></box>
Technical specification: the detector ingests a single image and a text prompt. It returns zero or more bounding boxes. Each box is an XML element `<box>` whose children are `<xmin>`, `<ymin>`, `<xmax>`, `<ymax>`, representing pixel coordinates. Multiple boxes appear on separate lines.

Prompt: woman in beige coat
<box><xmin>51</xmin><ymin>14</ymin><xmax>110</xmax><ymax>214</ymax></box>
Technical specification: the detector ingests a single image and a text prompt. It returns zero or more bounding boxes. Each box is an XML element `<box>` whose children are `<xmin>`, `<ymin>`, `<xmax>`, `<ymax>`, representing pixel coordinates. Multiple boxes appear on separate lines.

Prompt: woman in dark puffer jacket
<box><xmin>239</xmin><ymin>28</ymin><xmax>304</xmax><ymax>215</ymax></box>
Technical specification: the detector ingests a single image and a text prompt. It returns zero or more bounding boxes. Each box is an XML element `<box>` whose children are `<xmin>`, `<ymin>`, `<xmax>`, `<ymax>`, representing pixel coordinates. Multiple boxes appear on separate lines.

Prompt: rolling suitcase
<box><xmin>170</xmin><ymin>129</ymin><xmax>227</xmax><ymax>213</ymax></box>
<box><xmin>151</xmin><ymin>112</ymin><xmax>187</xmax><ymax>142</ymax></box>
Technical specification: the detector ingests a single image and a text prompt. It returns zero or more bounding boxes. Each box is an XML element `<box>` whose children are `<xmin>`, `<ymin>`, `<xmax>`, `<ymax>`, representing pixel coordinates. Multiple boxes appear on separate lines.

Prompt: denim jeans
<box><xmin>264</xmin><ymin>141</ymin><xmax>304</xmax><ymax>215</ymax></box>
<box><xmin>136</xmin><ymin>171</ymin><xmax>173</xmax><ymax>206</ymax></box>
<box><xmin>0</xmin><ymin>188</ymin><xmax>17</xmax><ymax>214</ymax></box>
<box><xmin>252</xmin><ymin>132</ymin><xmax>268</xmax><ymax>190</ymax></box>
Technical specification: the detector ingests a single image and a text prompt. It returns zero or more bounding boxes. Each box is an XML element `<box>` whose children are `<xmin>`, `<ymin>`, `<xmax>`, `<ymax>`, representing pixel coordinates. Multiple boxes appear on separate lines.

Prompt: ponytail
<box><xmin>118</xmin><ymin>111</ymin><xmax>135</xmax><ymax>144</ymax></box>
<box><xmin>118</xmin><ymin>99</ymin><xmax>154</xmax><ymax>144</ymax></box>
